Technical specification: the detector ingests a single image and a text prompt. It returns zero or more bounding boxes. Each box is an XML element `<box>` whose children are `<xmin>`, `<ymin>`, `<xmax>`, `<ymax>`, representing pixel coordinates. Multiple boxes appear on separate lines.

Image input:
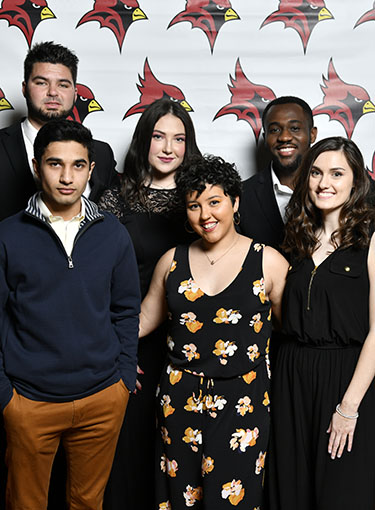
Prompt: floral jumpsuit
<box><xmin>156</xmin><ymin>242</ymin><xmax>272</xmax><ymax>509</ymax></box>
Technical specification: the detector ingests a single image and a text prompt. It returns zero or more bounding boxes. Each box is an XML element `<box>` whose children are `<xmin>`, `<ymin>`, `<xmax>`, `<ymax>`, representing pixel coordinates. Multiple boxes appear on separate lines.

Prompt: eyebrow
<box><xmin>268</xmin><ymin>119</ymin><xmax>302</xmax><ymax>126</ymax></box>
<box><xmin>311</xmin><ymin>165</ymin><xmax>347</xmax><ymax>171</ymax></box>
<box><xmin>187</xmin><ymin>194</ymin><xmax>221</xmax><ymax>203</ymax></box>
<box><xmin>45</xmin><ymin>157</ymin><xmax>88</xmax><ymax>164</ymax></box>
<box><xmin>32</xmin><ymin>75</ymin><xmax>73</xmax><ymax>84</ymax></box>
<box><xmin>153</xmin><ymin>129</ymin><xmax>186</xmax><ymax>136</ymax></box>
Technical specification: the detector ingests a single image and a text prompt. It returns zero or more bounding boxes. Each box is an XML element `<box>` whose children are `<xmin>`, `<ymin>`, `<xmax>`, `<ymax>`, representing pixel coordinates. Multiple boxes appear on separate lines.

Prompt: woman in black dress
<box><xmin>268</xmin><ymin>137</ymin><xmax>375</xmax><ymax>510</ymax></box>
<box><xmin>99</xmin><ymin>99</ymin><xmax>201</xmax><ymax>510</ymax></box>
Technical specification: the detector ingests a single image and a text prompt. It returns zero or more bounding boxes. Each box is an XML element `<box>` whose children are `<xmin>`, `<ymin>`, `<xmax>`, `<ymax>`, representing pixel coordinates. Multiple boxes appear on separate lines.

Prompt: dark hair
<box><xmin>121</xmin><ymin>99</ymin><xmax>201</xmax><ymax>206</ymax></box>
<box><xmin>34</xmin><ymin>119</ymin><xmax>94</xmax><ymax>165</ymax></box>
<box><xmin>175</xmin><ymin>154</ymin><xmax>242</xmax><ymax>205</ymax></box>
<box><xmin>24</xmin><ymin>41</ymin><xmax>78</xmax><ymax>84</ymax></box>
<box><xmin>262</xmin><ymin>96</ymin><xmax>314</xmax><ymax>130</ymax></box>
<box><xmin>283</xmin><ymin>136</ymin><xmax>373</xmax><ymax>259</ymax></box>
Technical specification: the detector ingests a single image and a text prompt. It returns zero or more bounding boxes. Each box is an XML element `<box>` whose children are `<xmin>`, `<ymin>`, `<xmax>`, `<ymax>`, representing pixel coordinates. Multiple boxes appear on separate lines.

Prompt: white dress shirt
<box><xmin>270</xmin><ymin>163</ymin><xmax>293</xmax><ymax>223</ymax></box>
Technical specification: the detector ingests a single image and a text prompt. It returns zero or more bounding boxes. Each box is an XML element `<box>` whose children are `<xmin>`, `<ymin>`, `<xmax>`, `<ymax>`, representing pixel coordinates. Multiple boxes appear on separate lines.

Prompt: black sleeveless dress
<box><xmin>156</xmin><ymin>242</ymin><xmax>272</xmax><ymax>509</ymax></box>
<box><xmin>268</xmin><ymin>245</ymin><xmax>375</xmax><ymax>510</ymax></box>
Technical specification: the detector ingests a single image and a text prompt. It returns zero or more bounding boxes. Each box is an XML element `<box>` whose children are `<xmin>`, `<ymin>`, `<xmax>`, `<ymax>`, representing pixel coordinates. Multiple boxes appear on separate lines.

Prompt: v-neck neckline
<box><xmin>187</xmin><ymin>243</ymin><xmax>253</xmax><ymax>298</ymax></box>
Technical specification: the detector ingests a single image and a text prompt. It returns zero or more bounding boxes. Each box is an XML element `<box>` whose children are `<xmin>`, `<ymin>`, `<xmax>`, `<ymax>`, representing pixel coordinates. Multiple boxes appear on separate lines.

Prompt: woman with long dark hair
<box><xmin>99</xmin><ymin>98</ymin><xmax>201</xmax><ymax>510</ymax></box>
<box><xmin>268</xmin><ymin>136</ymin><xmax>375</xmax><ymax>510</ymax></box>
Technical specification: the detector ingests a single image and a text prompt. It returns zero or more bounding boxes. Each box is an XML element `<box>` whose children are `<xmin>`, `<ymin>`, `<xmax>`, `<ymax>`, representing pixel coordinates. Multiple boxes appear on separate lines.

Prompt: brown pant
<box><xmin>3</xmin><ymin>380</ymin><xmax>129</xmax><ymax>510</ymax></box>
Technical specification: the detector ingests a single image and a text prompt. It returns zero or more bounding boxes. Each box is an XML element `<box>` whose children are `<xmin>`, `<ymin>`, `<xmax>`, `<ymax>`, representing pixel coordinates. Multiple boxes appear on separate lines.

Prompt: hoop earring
<box><xmin>184</xmin><ymin>220</ymin><xmax>195</xmax><ymax>234</ymax></box>
<box><xmin>233</xmin><ymin>211</ymin><xmax>241</xmax><ymax>225</ymax></box>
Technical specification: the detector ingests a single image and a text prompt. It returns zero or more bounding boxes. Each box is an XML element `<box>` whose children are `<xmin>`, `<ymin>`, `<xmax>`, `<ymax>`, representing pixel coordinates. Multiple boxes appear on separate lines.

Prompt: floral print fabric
<box><xmin>155</xmin><ymin>242</ymin><xmax>272</xmax><ymax>508</ymax></box>
<box><xmin>166</xmin><ymin>243</ymin><xmax>272</xmax><ymax>379</ymax></box>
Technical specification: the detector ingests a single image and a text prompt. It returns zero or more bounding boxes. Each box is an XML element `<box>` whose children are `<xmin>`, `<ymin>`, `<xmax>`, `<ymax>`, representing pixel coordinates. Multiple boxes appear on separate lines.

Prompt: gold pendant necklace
<box><xmin>202</xmin><ymin>237</ymin><xmax>239</xmax><ymax>265</ymax></box>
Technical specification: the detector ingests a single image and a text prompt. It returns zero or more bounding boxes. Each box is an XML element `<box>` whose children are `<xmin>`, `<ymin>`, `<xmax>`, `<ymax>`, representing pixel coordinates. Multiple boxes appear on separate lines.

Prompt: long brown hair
<box><xmin>283</xmin><ymin>136</ymin><xmax>374</xmax><ymax>259</ymax></box>
<box><xmin>121</xmin><ymin>99</ymin><xmax>201</xmax><ymax>207</ymax></box>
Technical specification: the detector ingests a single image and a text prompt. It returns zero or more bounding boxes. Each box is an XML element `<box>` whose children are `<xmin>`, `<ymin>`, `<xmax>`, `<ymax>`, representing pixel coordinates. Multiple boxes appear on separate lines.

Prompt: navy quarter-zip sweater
<box><xmin>0</xmin><ymin>194</ymin><xmax>141</xmax><ymax>411</ymax></box>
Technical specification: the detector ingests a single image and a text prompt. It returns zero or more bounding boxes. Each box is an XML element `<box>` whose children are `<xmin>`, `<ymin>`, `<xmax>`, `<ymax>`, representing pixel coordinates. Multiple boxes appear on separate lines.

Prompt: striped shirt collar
<box><xmin>25</xmin><ymin>192</ymin><xmax>103</xmax><ymax>225</ymax></box>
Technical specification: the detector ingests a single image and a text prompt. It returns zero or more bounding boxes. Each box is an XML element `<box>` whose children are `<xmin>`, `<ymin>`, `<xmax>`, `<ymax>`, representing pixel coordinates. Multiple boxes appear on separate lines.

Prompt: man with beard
<box><xmin>0</xmin><ymin>41</ymin><xmax>119</xmax><ymax>221</ymax></box>
<box><xmin>239</xmin><ymin>96</ymin><xmax>317</xmax><ymax>250</ymax></box>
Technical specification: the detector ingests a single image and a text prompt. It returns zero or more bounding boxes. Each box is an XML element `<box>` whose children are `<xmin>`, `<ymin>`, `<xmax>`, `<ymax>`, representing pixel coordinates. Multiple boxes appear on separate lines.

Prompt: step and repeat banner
<box><xmin>0</xmin><ymin>0</ymin><xmax>374</xmax><ymax>179</ymax></box>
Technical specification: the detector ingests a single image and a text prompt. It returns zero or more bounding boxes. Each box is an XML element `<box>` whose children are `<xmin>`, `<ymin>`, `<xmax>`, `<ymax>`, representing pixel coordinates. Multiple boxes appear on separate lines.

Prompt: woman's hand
<box><xmin>134</xmin><ymin>365</ymin><xmax>144</xmax><ymax>394</ymax></box>
<box><xmin>327</xmin><ymin>411</ymin><xmax>357</xmax><ymax>459</ymax></box>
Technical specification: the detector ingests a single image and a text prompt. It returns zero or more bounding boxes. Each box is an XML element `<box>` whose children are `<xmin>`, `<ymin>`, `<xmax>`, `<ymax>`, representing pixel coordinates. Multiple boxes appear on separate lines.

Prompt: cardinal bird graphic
<box><xmin>66</xmin><ymin>84</ymin><xmax>103</xmax><ymax>124</ymax></box>
<box><xmin>214</xmin><ymin>59</ymin><xmax>276</xmax><ymax>142</ymax></box>
<box><xmin>261</xmin><ymin>0</ymin><xmax>333</xmax><ymax>54</ymax></box>
<box><xmin>168</xmin><ymin>0</ymin><xmax>240</xmax><ymax>54</ymax></box>
<box><xmin>77</xmin><ymin>0</ymin><xmax>147</xmax><ymax>52</ymax></box>
<box><xmin>0</xmin><ymin>87</ymin><xmax>13</xmax><ymax>111</ymax></box>
<box><xmin>313</xmin><ymin>59</ymin><xmax>375</xmax><ymax>139</ymax></box>
<box><xmin>0</xmin><ymin>0</ymin><xmax>55</xmax><ymax>47</ymax></box>
<box><xmin>354</xmin><ymin>2</ymin><xmax>375</xmax><ymax>28</ymax></box>
<box><xmin>123</xmin><ymin>58</ymin><xmax>193</xmax><ymax>119</ymax></box>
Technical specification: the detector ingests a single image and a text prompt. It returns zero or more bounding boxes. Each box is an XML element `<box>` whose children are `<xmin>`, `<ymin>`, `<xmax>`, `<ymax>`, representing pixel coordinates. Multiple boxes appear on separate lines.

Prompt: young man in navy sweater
<box><xmin>0</xmin><ymin>120</ymin><xmax>140</xmax><ymax>509</ymax></box>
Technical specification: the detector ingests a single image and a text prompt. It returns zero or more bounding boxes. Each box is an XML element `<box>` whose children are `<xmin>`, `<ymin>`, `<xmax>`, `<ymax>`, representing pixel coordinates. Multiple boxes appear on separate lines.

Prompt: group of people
<box><xmin>0</xmin><ymin>40</ymin><xmax>374</xmax><ymax>510</ymax></box>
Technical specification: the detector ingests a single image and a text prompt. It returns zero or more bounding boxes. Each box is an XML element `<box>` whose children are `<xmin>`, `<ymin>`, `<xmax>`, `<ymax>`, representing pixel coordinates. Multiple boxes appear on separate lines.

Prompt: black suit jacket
<box><xmin>239</xmin><ymin>165</ymin><xmax>285</xmax><ymax>251</ymax></box>
<box><xmin>0</xmin><ymin>121</ymin><xmax>119</xmax><ymax>221</ymax></box>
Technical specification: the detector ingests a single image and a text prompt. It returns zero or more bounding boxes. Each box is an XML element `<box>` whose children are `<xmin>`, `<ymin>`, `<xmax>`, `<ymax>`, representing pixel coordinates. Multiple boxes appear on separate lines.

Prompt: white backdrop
<box><xmin>0</xmin><ymin>0</ymin><xmax>374</xmax><ymax>179</ymax></box>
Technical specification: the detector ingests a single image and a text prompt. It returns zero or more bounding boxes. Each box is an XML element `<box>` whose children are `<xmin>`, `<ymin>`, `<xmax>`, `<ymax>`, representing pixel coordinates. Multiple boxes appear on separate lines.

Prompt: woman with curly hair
<box><xmin>98</xmin><ymin>98</ymin><xmax>201</xmax><ymax>510</ymax></box>
<box><xmin>268</xmin><ymin>137</ymin><xmax>375</xmax><ymax>510</ymax></box>
<box><xmin>141</xmin><ymin>155</ymin><xmax>288</xmax><ymax>509</ymax></box>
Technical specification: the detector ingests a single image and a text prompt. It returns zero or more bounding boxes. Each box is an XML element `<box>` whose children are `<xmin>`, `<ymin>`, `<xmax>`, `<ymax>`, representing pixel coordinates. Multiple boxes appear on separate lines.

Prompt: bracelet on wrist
<box><xmin>335</xmin><ymin>403</ymin><xmax>359</xmax><ymax>420</ymax></box>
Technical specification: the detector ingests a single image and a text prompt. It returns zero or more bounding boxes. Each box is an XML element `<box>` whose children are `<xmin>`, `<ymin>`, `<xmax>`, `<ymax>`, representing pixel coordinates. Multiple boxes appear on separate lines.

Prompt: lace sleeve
<box><xmin>97</xmin><ymin>187</ymin><xmax>124</xmax><ymax>220</ymax></box>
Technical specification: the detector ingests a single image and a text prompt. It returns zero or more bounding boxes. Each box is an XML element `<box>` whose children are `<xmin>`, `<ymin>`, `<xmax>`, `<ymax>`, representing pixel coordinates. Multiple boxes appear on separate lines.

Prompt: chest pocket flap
<box><xmin>329</xmin><ymin>249</ymin><xmax>366</xmax><ymax>278</ymax></box>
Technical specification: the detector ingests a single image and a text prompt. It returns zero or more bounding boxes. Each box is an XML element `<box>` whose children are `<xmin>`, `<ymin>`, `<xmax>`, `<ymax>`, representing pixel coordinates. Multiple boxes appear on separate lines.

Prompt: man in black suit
<box><xmin>0</xmin><ymin>41</ymin><xmax>118</xmax><ymax>221</ymax></box>
<box><xmin>239</xmin><ymin>96</ymin><xmax>317</xmax><ymax>250</ymax></box>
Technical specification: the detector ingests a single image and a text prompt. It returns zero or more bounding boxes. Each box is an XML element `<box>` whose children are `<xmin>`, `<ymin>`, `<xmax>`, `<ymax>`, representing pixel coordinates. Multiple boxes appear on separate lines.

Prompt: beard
<box><xmin>25</xmin><ymin>92</ymin><xmax>74</xmax><ymax>125</ymax></box>
<box><xmin>273</xmin><ymin>153</ymin><xmax>303</xmax><ymax>177</ymax></box>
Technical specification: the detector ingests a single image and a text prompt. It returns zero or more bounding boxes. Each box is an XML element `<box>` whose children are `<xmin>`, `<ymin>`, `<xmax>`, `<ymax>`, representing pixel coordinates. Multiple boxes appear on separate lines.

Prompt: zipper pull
<box><xmin>307</xmin><ymin>266</ymin><xmax>317</xmax><ymax>311</ymax></box>
<box><xmin>68</xmin><ymin>256</ymin><xmax>74</xmax><ymax>269</ymax></box>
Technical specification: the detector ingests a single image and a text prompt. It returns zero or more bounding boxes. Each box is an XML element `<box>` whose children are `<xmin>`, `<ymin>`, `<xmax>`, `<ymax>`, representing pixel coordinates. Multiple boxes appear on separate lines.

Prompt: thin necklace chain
<box><xmin>202</xmin><ymin>237</ymin><xmax>239</xmax><ymax>265</ymax></box>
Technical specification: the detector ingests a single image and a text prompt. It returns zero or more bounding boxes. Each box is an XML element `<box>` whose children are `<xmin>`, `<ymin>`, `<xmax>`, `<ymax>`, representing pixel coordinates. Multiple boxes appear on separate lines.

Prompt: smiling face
<box><xmin>148</xmin><ymin>113</ymin><xmax>186</xmax><ymax>184</ymax></box>
<box><xmin>264</xmin><ymin>103</ymin><xmax>317</xmax><ymax>176</ymax></box>
<box><xmin>33</xmin><ymin>140</ymin><xmax>94</xmax><ymax>220</ymax></box>
<box><xmin>23</xmin><ymin>62</ymin><xmax>77</xmax><ymax>129</ymax></box>
<box><xmin>186</xmin><ymin>184</ymin><xmax>239</xmax><ymax>244</ymax></box>
<box><xmin>308</xmin><ymin>150</ymin><xmax>354</xmax><ymax>215</ymax></box>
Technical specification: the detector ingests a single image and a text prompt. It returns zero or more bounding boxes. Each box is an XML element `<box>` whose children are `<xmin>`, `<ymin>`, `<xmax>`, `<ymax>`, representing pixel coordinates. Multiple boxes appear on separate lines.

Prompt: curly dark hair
<box><xmin>175</xmin><ymin>154</ymin><xmax>242</xmax><ymax>205</ymax></box>
<box><xmin>24</xmin><ymin>41</ymin><xmax>78</xmax><ymax>84</ymax></box>
<box><xmin>121</xmin><ymin>99</ymin><xmax>201</xmax><ymax>207</ymax></box>
<box><xmin>283</xmin><ymin>136</ymin><xmax>374</xmax><ymax>259</ymax></box>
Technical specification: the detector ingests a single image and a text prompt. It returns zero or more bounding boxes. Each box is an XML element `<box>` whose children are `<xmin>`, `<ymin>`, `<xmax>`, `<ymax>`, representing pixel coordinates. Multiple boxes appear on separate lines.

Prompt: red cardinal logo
<box><xmin>123</xmin><ymin>58</ymin><xmax>193</xmax><ymax>119</ymax></box>
<box><xmin>0</xmin><ymin>87</ymin><xmax>13</xmax><ymax>111</ymax></box>
<box><xmin>168</xmin><ymin>0</ymin><xmax>240</xmax><ymax>53</ymax></box>
<box><xmin>313</xmin><ymin>58</ymin><xmax>375</xmax><ymax>139</ymax></box>
<box><xmin>354</xmin><ymin>2</ymin><xmax>375</xmax><ymax>28</ymax></box>
<box><xmin>261</xmin><ymin>0</ymin><xmax>333</xmax><ymax>54</ymax></box>
<box><xmin>0</xmin><ymin>0</ymin><xmax>55</xmax><ymax>47</ymax></box>
<box><xmin>77</xmin><ymin>0</ymin><xmax>147</xmax><ymax>52</ymax></box>
<box><xmin>66</xmin><ymin>84</ymin><xmax>103</xmax><ymax>124</ymax></box>
<box><xmin>214</xmin><ymin>59</ymin><xmax>276</xmax><ymax>142</ymax></box>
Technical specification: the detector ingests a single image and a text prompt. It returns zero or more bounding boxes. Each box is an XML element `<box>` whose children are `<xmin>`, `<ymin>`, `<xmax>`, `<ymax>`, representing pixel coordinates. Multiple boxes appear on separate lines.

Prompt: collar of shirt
<box><xmin>37</xmin><ymin>194</ymin><xmax>85</xmax><ymax>223</ymax></box>
<box><xmin>270</xmin><ymin>163</ymin><xmax>293</xmax><ymax>223</ymax></box>
<box><xmin>37</xmin><ymin>194</ymin><xmax>85</xmax><ymax>256</ymax></box>
<box><xmin>21</xmin><ymin>118</ymin><xmax>39</xmax><ymax>175</ymax></box>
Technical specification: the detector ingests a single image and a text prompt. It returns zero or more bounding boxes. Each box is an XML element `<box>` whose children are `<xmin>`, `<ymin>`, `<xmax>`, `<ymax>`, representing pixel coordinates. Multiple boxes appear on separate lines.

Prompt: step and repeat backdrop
<box><xmin>0</xmin><ymin>0</ymin><xmax>374</xmax><ymax>179</ymax></box>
